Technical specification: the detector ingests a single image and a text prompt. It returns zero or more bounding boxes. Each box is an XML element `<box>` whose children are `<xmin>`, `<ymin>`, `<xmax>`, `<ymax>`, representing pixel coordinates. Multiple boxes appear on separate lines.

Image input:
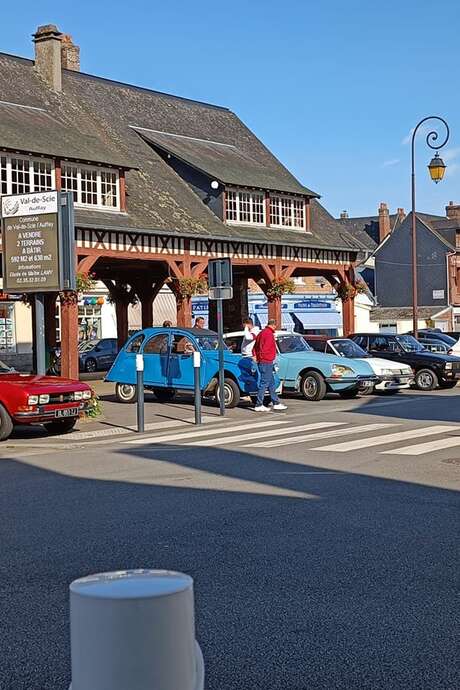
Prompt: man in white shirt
<box><xmin>241</xmin><ymin>318</ymin><xmax>259</xmax><ymax>356</ymax></box>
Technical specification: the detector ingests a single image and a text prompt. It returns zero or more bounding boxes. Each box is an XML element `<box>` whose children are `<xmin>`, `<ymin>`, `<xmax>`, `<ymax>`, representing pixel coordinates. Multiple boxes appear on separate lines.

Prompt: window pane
<box><xmin>126</xmin><ymin>334</ymin><xmax>145</xmax><ymax>353</ymax></box>
<box><xmin>225</xmin><ymin>190</ymin><xmax>237</xmax><ymax>221</ymax></box>
<box><xmin>281</xmin><ymin>197</ymin><xmax>292</xmax><ymax>226</ymax></box>
<box><xmin>144</xmin><ymin>334</ymin><xmax>169</xmax><ymax>354</ymax></box>
<box><xmin>101</xmin><ymin>170</ymin><xmax>118</xmax><ymax>208</ymax></box>
<box><xmin>0</xmin><ymin>156</ymin><xmax>7</xmax><ymax>196</ymax></box>
<box><xmin>171</xmin><ymin>335</ymin><xmax>195</xmax><ymax>354</ymax></box>
<box><xmin>61</xmin><ymin>165</ymin><xmax>79</xmax><ymax>202</ymax></box>
<box><xmin>81</xmin><ymin>168</ymin><xmax>98</xmax><ymax>205</ymax></box>
<box><xmin>269</xmin><ymin>196</ymin><xmax>280</xmax><ymax>225</ymax></box>
<box><xmin>11</xmin><ymin>158</ymin><xmax>30</xmax><ymax>194</ymax></box>
<box><xmin>33</xmin><ymin>160</ymin><xmax>53</xmax><ymax>192</ymax></box>
<box><xmin>239</xmin><ymin>191</ymin><xmax>251</xmax><ymax>223</ymax></box>
<box><xmin>252</xmin><ymin>193</ymin><xmax>264</xmax><ymax>223</ymax></box>
<box><xmin>293</xmin><ymin>199</ymin><xmax>304</xmax><ymax>228</ymax></box>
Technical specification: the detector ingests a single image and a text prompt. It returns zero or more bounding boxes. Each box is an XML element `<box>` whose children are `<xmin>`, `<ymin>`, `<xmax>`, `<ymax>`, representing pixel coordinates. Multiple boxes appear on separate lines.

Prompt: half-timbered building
<box><xmin>0</xmin><ymin>24</ymin><xmax>365</xmax><ymax>377</ymax></box>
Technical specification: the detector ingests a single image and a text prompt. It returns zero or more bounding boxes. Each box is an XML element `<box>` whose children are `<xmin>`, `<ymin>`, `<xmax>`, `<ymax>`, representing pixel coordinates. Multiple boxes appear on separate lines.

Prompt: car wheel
<box><xmin>359</xmin><ymin>384</ymin><xmax>375</xmax><ymax>395</ymax></box>
<box><xmin>215</xmin><ymin>378</ymin><xmax>240</xmax><ymax>408</ymax></box>
<box><xmin>85</xmin><ymin>358</ymin><xmax>97</xmax><ymax>373</ymax></box>
<box><xmin>0</xmin><ymin>403</ymin><xmax>14</xmax><ymax>441</ymax></box>
<box><xmin>300</xmin><ymin>371</ymin><xmax>327</xmax><ymax>401</ymax></box>
<box><xmin>438</xmin><ymin>380</ymin><xmax>458</xmax><ymax>389</ymax></box>
<box><xmin>153</xmin><ymin>387</ymin><xmax>176</xmax><ymax>402</ymax></box>
<box><xmin>43</xmin><ymin>418</ymin><xmax>77</xmax><ymax>435</ymax></box>
<box><xmin>414</xmin><ymin>368</ymin><xmax>438</xmax><ymax>391</ymax></box>
<box><xmin>115</xmin><ymin>383</ymin><xmax>138</xmax><ymax>403</ymax></box>
<box><xmin>339</xmin><ymin>389</ymin><xmax>359</xmax><ymax>399</ymax></box>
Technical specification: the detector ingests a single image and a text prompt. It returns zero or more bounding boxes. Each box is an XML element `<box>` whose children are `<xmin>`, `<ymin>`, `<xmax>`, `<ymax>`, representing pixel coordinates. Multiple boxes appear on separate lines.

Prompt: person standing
<box><xmin>253</xmin><ymin>319</ymin><xmax>287</xmax><ymax>412</ymax></box>
<box><xmin>241</xmin><ymin>317</ymin><xmax>259</xmax><ymax>357</ymax></box>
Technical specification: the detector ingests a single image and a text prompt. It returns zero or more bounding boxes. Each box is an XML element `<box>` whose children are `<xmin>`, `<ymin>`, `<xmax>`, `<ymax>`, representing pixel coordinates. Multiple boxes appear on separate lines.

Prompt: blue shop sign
<box><xmin>293</xmin><ymin>300</ymin><xmax>332</xmax><ymax>310</ymax></box>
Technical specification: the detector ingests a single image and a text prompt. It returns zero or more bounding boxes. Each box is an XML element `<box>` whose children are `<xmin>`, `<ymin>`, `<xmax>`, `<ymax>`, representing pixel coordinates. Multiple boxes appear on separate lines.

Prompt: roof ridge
<box><xmin>0</xmin><ymin>50</ymin><xmax>34</xmax><ymax>64</ymax></box>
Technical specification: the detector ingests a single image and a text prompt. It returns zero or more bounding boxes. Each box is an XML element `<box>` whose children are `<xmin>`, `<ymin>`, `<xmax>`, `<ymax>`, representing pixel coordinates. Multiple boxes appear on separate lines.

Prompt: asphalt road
<box><xmin>0</xmin><ymin>389</ymin><xmax>459</xmax><ymax>689</ymax></box>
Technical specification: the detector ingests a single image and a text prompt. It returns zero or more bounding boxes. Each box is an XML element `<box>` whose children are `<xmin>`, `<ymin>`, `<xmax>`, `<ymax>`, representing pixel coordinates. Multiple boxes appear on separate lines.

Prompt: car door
<box><xmin>142</xmin><ymin>333</ymin><xmax>171</xmax><ymax>386</ymax></box>
<box><xmin>96</xmin><ymin>340</ymin><xmax>113</xmax><ymax>369</ymax></box>
<box><xmin>368</xmin><ymin>335</ymin><xmax>404</xmax><ymax>364</ymax></box>
<box><xmin>167</xmin><ymin>334</ymin><xmax>196</xmax><ymax>389</ymax></box>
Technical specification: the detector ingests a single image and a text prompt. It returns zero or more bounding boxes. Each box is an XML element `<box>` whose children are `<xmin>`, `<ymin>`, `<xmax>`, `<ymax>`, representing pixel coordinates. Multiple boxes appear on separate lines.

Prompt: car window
<box><xmin>224</xmin><ymin>336</ymin><xmax>243</xmax><ymax>353</ymax></box>
<box><xmin>330</xmin><ymin>339</ymin><xmax>368</xmax><ymax>358</ymax></box>
<box><xmin>144</xmin><ymin>334</ymin><xmax>169</xmax><ymax>354</ymax></box>
<box><xmin>369</xmin><ymin>336</ymin><xmax>392</xmax><ymax>352</ymax></box>
<box><xmin>395</xmin><ymin>335</ymin><xmax>424</xmax><ymax>353</ymax></box>
<box><xmin>307</xmin><ymin>339</ymin><xmax>326</xmax><ymax>352</ymax></box>
<box><xmin>171</xmin><ymin>335</ymin><xmax>195</xmax><ymax>355</ymax></box>
<box><xmin>196</xmin><ymin>335</ymin><xmax>227</xmax><ymax>350</ymax></box>
<box><xmin>126</xmin><ymin>334</ymin><xmax>145</xmax><ymax>353</ymax></box>
<box><xmin>277</xmin><ymin>334</ymin><xmax>312</xmax><ymax>354</ymax></box>
<box><xmin>353</xmin><ymin>335</ymin><xmax>368</xmax><ymax>349</ymax></box>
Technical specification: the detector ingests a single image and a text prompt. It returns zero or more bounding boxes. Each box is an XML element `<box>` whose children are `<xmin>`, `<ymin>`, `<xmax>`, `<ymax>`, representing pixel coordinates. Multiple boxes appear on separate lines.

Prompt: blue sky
<box><xmin>2</xmin><ymin>0</ymin><xmax>458</xmax><ymax>217</ymax></box>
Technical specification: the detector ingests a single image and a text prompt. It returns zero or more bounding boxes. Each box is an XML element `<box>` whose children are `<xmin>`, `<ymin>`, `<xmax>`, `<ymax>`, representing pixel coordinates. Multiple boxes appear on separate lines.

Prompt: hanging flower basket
<box><xmin>76</xmin><ymin>271</ymin><xmax>97</xmax><ymax>293</ymax></box>
<box><xmin>173</xmin><ymin>275</ymin><xmax>208</xmax><ymax>300</ymax></box>
<box><xmin>335</xmin><ymin>280</ymin><xmax>367</xmax><ymax>302</ymax></box>
<box><xmin>266</xmin><ymin>277</ymin><xmax>296</xmax><ymax>300</ymax></box>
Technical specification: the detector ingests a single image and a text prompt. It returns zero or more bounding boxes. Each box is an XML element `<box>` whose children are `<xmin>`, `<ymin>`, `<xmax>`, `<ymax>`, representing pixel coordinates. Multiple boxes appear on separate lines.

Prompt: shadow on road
<box><xmin>350</xmin><ymin>392</ymin><xmax>460</xmax><ymax>424</ymax></box>
<box><xmin>0</xmin><ymin>443</ymin><xmax>458</xmax><ymax>690</ymax></box>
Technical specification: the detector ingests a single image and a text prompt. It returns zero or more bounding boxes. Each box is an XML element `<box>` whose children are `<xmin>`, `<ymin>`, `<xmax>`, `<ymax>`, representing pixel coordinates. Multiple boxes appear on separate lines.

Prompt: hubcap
<box><xmin>418</xmin><ymin>372</ymin><xmax>433</xmax><ymax>388</ymax></box>
<box><xmin>119</xmin><ymin>384</ymin><xmax>135</xmax><ymax>400</ymax></box>
<box><xmin>304</xmin><ymin>376</ymin><xmax>318</xmax><ymax>397</ymax></box>
<box><xmin>217</xmin><ymin>384</ymin><xmax>233</xmax><ymax>405</ymax></box>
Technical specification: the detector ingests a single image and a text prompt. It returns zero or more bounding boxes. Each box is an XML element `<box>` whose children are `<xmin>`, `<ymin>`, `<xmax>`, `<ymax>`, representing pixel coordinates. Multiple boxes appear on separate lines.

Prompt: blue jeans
<box><xmin>256</xmin><ymin>362</ymin><xmax>279</xmax><ymax>406</ymax></box>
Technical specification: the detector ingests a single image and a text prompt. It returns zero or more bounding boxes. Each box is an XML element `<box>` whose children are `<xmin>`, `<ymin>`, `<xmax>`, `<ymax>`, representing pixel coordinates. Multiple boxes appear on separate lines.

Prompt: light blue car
<box><xmin>224</xmin><ymin>331</ymin><xmax>377</xmax><ymax>401</ymax></box>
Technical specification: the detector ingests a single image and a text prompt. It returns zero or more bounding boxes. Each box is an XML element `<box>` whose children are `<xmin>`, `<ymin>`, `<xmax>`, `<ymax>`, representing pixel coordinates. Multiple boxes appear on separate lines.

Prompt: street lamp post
<box><xmin>411</xmin><ymin>116</ymin><xmax>449</xmax><ymax>337</ymax></box>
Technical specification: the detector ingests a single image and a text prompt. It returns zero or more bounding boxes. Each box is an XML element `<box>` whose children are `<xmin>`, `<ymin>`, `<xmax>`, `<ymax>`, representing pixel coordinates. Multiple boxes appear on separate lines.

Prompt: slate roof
<box><xmin>0</xmin><ymin>50</ymin><xmax>360</xmax><ymax>252</ymax></box>
<box><xmin>336</xmin><ymin>213</ymin><xmax>405</xmax><ymax>251</ymax></box>
<box><xmin>370</xmin><ymin>306</ymin><xmax>444</xmax><ymax>321</ymax></box>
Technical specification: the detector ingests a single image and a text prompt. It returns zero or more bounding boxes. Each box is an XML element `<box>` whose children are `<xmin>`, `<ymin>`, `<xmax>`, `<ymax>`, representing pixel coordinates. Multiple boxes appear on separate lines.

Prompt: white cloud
<box><xmin>445</xmin><ymin>162</ymin><xmax>459</xmax><ymax>177</ymax></box>
<box><xmin>382</xmin><ymin>158</ymin><xmax>400</xmax><ymax>168</ymax></box>
<box><xmin>442</xmin><ymin>147</ymin><xmax>460</xmax><ymax>162</ymax></box>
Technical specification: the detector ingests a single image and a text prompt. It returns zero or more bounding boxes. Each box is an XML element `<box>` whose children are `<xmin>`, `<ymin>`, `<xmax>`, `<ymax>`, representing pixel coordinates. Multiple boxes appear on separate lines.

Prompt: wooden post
<box><xmin>342</xmin><ymin>296</ymin><xmax>355</xmax><ymax>336</ymax></box>
<box><xmin>115</xmin><ymin>301</ymin><xmax>129</xmax><ymax>350</ymax></box>
<box><xmin>60</xmin><ymin>294</ymin><xmax>79</xmax><ymax>379</ymax></box>
<box><xmin>267</xmin><ymin>296</ymin><xmax>282</xmax><ymax>329</ymax></box>
<box><xmin>141</xmin><ymin>294</ymin><xmax>154</xmax><ymax>329</ymax></box>
<box><xmin>175</xmin><ymin>295</ymin><xmax>192</xmax><ymax>328</ymax></box>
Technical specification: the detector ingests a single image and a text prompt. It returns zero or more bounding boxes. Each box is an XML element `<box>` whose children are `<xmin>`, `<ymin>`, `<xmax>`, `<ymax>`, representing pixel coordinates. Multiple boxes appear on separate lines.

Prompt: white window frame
<box><xmin>225</xmin><ymin>187</ymin><xmax>266</xmax><ymax>225</ymax></box>
<box><xmin>0</xmin><ymin>153</ymin><xmax>55</xmax><ymax>197</ymax></box>
<box><xmin>269</xmin><ymin>194</ymin><xmax>305</xmax><ymax>229</ymax></box>
<box><xmin>61</xmin><ymin>162</ymin><xmax>120</xmax><ymax>211</ymax></box>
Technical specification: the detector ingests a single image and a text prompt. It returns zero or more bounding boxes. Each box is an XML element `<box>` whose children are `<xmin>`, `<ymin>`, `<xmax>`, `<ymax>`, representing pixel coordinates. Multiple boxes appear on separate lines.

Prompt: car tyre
<box><xmin>414</xmin><ymin>368</ymin><xmax>438</xmax><ymax>391</ymax></box>
<box><xmin>215</xmin><ymin>378</ymin><xmax>240</xmax><ymax>408</ymax></box>
<box><xmin>359</xmin><ymin>384</ymin><xmax>374</xmax><ymax>395</ymax></box>
<box><xmin>438</xmin><ymin>380</ymin><xmax>458</xmax><ymax>389</ymax></box>
<box><xmin>153</xmin><ymin>387</ymin><xmax>176</xmax><ymax>402</ymax></box>
<box><xmin>300</xmin><ymin>371</ymin><xmax>327</xmax><ymax>401</ymax></box>
<box><xmin>115</xmin><ymin>383</ymin><xmax>138</xmax><ymax>403</ymax></box>
<box><xmin>0</xmin><ymin>403</ymin><xmax>14</xmax><ymax>441</ymax></box>
<box><xmin>85</xmin><ymin>358</ymin><xmax>97</xmax><ymax>373</ymax></box>
<box><xmin>339</xmin><ymin>389</ymin><xmax>359</xmax><ymax>399</ymax></box>
<box><xmin>43</xmin><ymin>417</ymin><xmax>77</xmax><ymax>435</ymax></box>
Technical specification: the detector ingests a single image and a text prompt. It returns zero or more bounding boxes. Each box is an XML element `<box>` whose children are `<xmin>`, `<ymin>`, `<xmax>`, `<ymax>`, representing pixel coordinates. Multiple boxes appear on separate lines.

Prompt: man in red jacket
<box><xmin>253</xmin><ymin>319</ymin><xmax>287</xmax><ymax>412</ymax></box>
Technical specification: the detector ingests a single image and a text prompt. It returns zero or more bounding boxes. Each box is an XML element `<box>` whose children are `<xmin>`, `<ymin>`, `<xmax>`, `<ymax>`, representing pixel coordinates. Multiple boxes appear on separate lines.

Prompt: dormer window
<box><xmin>61</xmin><ymin>163</ymin><xmax>120</xmax><ymax>210</ymax></box>
<box><xmin>270</xmin><ymin>195</ymin><xmax>305</xmax><ymax>229</ymax></box>
<box><xmin>225</xmin><ymin>188</ymin><xmax>265</xmax><ymax>225</ymax></box>
<box><xmin>0</xmin><ymin>154</ymin><xmax>54</xmax><ymax>196</ymax></box>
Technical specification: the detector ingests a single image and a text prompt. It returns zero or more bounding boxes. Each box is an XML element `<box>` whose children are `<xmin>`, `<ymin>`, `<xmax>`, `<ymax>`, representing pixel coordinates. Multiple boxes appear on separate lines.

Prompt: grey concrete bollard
<box><xmin>69</xmin><ymin>569</ymin><xmax>204</xmax><ymax>690</ymax></box>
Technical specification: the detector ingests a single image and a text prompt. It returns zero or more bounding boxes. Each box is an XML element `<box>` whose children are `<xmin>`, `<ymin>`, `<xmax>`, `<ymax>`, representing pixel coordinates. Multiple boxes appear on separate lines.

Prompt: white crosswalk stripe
<box><xmin>244</xmin><ymin>423</ymin><xmax>397</xmax><ymax>448</ymax></box>
<box><xmin>384</xmin><ymin>434</ymin><xmax>460</xmax><ymax>455</ymax></box>
<box><xmin>313</xmin><ymin>425</ymin><xmax>454</xmax><ymax>453</ymax></box>
<box><xmin>185</xmin><ymin>422</ymin><xmax>345</xmax><ymax>447</ymax></box>
<box><xmin>124</xmin><ymin>417</ymin><xmax>290</xmax><ymax>445</ymax></box>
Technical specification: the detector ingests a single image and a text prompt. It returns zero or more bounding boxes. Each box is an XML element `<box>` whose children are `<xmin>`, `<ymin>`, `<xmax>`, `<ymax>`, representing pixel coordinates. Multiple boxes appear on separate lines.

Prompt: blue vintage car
<box><xmin>106</xmin><ymin>327</ymin><xmax>277</xmax><ymax>408</ymax></box>
<box><xmin>224</xmin><ymin>331</ymin><xmax>377</xmax><ymax>401</ymax></box>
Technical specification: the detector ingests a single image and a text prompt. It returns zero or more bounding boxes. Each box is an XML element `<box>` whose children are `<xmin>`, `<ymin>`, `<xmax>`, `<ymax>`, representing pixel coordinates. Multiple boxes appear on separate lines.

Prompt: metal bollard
<box><xmin>69</xmin><ymin>569</ymin><xmax>204</xmax><ymax>690</ymax></box>
<box><xmin>193</xmin><ymin>350</ymin><xmax>201</xmax><ymax>425</ymax></box>
<box><xmin>136</xmin><ymin>354</ymin><xmax>144</xmax><ymax>433</ymax></box>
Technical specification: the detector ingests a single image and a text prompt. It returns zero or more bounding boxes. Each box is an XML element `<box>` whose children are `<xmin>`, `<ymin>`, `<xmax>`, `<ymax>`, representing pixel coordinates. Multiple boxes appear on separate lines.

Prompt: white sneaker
<box><xmin>254</xmin><ymin>405</ymin><xmax>271</xmax><ymax>412</ymax></box>
<box><xmin>272</xmin><ymin>403</ymin><xmax>287</xmax><ymax>411</ymax></box>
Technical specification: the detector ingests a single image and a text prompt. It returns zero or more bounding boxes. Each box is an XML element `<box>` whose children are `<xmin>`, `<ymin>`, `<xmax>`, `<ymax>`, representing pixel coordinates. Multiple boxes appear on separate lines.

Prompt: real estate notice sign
<box><xmin>1</xmin><ymin>191</ymin><xmax>60</xmax><ymax>292</ymax></box>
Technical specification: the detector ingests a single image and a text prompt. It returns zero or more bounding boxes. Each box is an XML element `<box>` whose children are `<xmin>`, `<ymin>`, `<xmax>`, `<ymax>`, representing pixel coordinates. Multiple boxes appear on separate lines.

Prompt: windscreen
<box><xmin>277</xmin><ymin>334</ymin><xmax>312</xmax><ymax>354</ymax></box>
<box><xmin>330</xmin><ymin>339</ymin><xmax>368</xmax><ymax>358</ymax></box>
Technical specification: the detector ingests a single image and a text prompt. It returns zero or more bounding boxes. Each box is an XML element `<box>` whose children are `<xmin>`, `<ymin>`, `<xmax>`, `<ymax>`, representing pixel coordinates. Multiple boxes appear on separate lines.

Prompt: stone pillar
<box><xmin>60</xmin><ymin>293</ymin><xmax>79</xmax><ymax>379</ymax></box>
<box><xmin>267</xmin><ymin>296</ymin><xmax>282</xmax><ymax>329</ymax></box>
<box><xmin>342</xmin><ymin>296</ymin><xmax>355</xmax><ymax>336</ymax></box>
<box><xmin>115</xmin><ymin>301</ymin><xmax>129</xmax><ymax>350</ymax></box>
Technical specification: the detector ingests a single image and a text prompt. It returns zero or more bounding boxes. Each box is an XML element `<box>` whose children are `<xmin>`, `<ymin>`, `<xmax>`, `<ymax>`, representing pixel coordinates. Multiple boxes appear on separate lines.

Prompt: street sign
<box><xmin>209</xmin><ymin>286</ymin><xmax>233</xmax><ymax>300</ymax></box>
<box><xmin>208</xmin><ymin>258</ymin><xmax>232</xmax><ymax>289</ymax></box>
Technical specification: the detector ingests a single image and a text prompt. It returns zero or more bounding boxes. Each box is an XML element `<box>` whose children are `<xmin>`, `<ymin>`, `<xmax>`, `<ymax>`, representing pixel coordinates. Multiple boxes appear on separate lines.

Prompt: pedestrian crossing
<box><xmin>123</xmin><ymin>416</ymin><xmax>460</xmax><ymax>456</ymax></box>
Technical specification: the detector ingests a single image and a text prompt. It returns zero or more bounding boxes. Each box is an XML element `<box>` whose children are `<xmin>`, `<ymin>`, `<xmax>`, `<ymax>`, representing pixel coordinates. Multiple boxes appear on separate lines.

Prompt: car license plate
<box><xmin>55</xmin><ymin>407</ymin><xmax>79</xmax><ymax>418</ymax></box>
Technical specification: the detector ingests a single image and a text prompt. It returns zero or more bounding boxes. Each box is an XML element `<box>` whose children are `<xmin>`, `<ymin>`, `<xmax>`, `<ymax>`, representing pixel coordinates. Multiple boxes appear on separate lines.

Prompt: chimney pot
<box><xmin>61</xmin><ymin>34</ymin><xmax>80</xmax><ymax>72</ymax></box>
<box><xmin>33</xmin><ymin>24</ymin><xmax>63</xmax><ymax>91</ymax></box>
<box><xmin>340</xmin><ymin>210</ymin><xmax>349</xmax><ymax>219</ymax></box>
<box><xmin>446</xmin><ymin>202</ymin><xmax>460</xmax><ymax>220</ymax></box>
<box><xmin>378</xmin><ymin>201</ymin><xmax>391</xmax><ymax>242</ymax></box>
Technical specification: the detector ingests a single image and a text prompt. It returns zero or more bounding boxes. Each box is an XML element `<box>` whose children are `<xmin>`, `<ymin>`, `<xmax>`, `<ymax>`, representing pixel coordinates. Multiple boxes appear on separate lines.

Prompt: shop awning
<box><xmin>292</xmin><ymin>311</ymin><xmax>341</xmax><ymax>329</ymax></box>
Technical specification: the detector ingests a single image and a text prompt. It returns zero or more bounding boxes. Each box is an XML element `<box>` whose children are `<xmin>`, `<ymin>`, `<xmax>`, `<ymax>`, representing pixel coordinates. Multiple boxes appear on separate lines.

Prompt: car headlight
<box><xmin>445</xmin><ymin>362</ymin><xmax>453</xmax><ymax>370</ymax></box>
<box><xmin>27</xmin><ymin>395</ymin><xmax>39</xmax><ymax>405</ymax></box>
<box><xmin>82</xmin><ymin>390</ymin><xmax>92</xmax><ymax>400</ymax></box>
<box><xmin>402</xmin><ymin>368</ymin><xmax>413</xmax><ymax>375</ymax></box>
<box><xmin>331</xmin><ymin>364</ymin><xmax>354</xmax><ymax>377</ymax></box>
<box><xmin>381</xmin><ymin>369</ymin><xmax>396</xmax><ymax>376</ymax></box>
<box><xmin>39</xmin><ymin>394</ymin><xmax>49</xmax><ymax>404</ymax></box>
<box><xmin>74</xmin><ymin>391</ymin><xmax>83</xmax><ymax>400</ymax></box>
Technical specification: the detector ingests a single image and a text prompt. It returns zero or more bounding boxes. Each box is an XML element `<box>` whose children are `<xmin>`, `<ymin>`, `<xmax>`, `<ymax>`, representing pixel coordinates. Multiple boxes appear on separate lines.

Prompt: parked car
<box><xmin>0</xmin><ymin>360</ymin><xmax>92</xmax><ymax>440</ymax></box>
<box><xmin>350</xmin><ymin>333</ymin><xmax>460</xmax><ymax>390</ymax></box>
<box><xmin>416</xmin><ymin>337</ymin><xmax>453</xmax><ymax>355</ymax></box>
<box><xmin>406</xmin><ymin>329</ymin><xmax>460</xmax><ymax>355</ymax></box>
<box><xmin>223</xmin><ymin>331</ymin><xmax>377</xmax><ymax>401</ymax></box>
<box><xmin>50</xmin><ymin>338</ymin><xmax>118</xmax><ymax>374</ymax></box>
<box><xmin>106</xmin><ymin>327</ymin><xmax>279</xmax><ymax>408</ymax></box>
<box><xmin>304</xmin><ymin>335</ymin><xmax>413</xmax><ymax>394</ymax></box>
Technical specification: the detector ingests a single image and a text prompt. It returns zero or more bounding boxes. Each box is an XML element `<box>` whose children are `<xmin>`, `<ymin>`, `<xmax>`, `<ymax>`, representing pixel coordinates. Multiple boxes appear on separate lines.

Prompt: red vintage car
<box><xmin>0</xmin><ymin>360</ymin><xmax>92</xmax><ymax>440</ymax></box>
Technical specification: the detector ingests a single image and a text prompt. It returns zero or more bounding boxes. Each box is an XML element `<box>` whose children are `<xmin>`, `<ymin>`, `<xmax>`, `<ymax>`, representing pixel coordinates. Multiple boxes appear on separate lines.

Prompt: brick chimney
<box><xmin>61</xmin><ymin>34</ymin><xmax>80</xmax><ymax>71</ymax></box>
<box><xmin>446</xmin><ymin>201</ymin><xmax>460</xmax><ymax>220</ymax></box>
<box><xmin>340</xmin><ymin>210</ymin><xmax>349</xmax><ymax>219</ymax></box>
<box><xmin>378</xmin><ymin>202</ymin><xmax>391</xmax><ymax>242</ymax></box>
<box><xmin>33</xmin><ymin>24</ymin><xmax>63</xmax><ymax>91</ymax></box>
<box><xmin>397</xmin><ymin>207</ymin><xmax>406</xmax><ymax>222</ymax></box>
